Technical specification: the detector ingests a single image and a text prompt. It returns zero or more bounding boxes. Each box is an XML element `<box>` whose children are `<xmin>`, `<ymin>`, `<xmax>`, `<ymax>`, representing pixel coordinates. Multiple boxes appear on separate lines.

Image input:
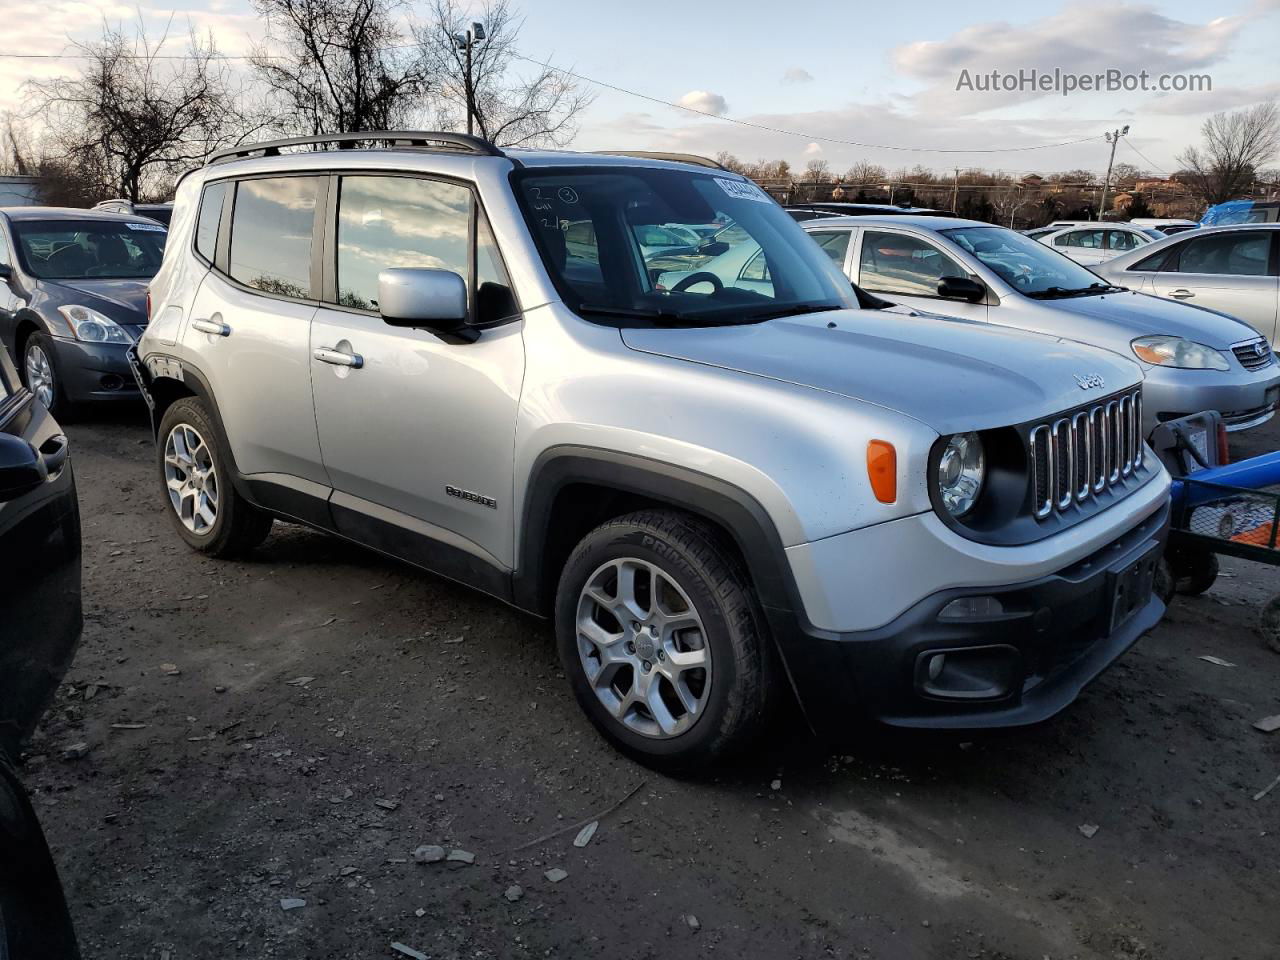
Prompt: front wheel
<box><xmin>555</xmin><ymin>509</ymin><xmax>773</xmax><ymax>769</ymax></box>
<box><xmin>156</xmin><ymin>397</ymin><xmax>273</xmax><ymax>557</ymax></box>
<box><xmin>22</xmin><ymin>333</ymin><xmax>69</xmax><ymax>417</ymax></box>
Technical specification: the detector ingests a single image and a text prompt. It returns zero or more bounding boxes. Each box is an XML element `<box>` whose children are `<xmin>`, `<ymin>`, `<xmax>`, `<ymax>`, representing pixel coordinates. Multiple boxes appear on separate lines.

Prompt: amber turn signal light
<box><xmin>867</xmin><ymin>440</ymin><xmax>897</xmax><ymax>504</ymax></box>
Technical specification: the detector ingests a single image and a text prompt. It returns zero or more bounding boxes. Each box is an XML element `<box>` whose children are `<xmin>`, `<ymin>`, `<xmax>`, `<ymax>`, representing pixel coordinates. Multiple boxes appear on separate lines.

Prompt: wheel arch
<box><xmin>515</xmin><ymin>446</ymin><xmax>803</xmax><ymax>621</ymax></box>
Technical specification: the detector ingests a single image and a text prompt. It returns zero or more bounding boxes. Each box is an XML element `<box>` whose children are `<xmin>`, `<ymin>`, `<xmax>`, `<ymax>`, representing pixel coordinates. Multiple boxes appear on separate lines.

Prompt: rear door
<box><xmin>181</xmin><ymin>175</ymin><xmax>328</xmax><ymax>489</ymax></box>
<box><xmin>0</xmin><ymin>344</ymin><xmax>81</xmax><ymax>757</ymax></box>
<box><xmin>1051</xmin><ymin>228</ymin><xmax>1107</xmax><ymax>265</ymax></box>
<box><xmin>1148</xmin><ymin>230</ymin><xmax>1279</xmax><ymax>344</ymax></box>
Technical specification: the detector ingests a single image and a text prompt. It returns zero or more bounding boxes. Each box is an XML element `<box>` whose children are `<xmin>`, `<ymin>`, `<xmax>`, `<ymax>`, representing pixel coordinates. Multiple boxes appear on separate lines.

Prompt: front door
<box><xmin>309</xmin><ymin>174</ymin><xmax>524</xmax><ymax>573</ymax></box>
<box><xmin>852</xmin><ymin>228</ymin><xmax>988</xmax><ymax>321</ymax></box>
<box><xmin>1149</xmin><ymin>230</ymin><xmax>1280</xmax><ymax>345</ymax></box>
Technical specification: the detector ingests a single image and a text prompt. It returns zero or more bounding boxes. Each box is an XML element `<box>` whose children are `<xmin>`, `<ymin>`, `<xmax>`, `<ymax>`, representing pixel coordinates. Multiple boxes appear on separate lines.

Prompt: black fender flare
<box><xmin>515</xmin><ymin>446</ymin><xmax>834</xmax><ymax>727</ymax></box>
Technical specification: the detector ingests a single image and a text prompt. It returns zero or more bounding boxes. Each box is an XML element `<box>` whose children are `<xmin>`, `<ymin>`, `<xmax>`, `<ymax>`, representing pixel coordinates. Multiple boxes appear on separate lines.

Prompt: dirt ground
<box><xmin>21</xmin><ymin>405</ymin><xmax>1280</xmax><ymax>960</ymax></box>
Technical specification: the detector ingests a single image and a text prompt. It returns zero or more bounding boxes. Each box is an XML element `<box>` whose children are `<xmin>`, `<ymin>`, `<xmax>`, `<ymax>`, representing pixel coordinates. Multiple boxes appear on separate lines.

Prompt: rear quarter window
<box><xmin>195</xmin><ymin>181</ymin><xmax>228</xmax><ymax>264</ymax></box>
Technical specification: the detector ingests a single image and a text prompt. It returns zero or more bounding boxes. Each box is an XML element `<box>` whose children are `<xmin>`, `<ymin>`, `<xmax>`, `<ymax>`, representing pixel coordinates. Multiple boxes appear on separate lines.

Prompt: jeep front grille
<box><xmin>1029</xmin><ymin>389</ymin><xmax>1143</xmax><ymax>519</ymax></box>
<box><xmin>1232</xmin><ymin>337</ymin><xmax>1274</xmax><ymax>372</ymax></box>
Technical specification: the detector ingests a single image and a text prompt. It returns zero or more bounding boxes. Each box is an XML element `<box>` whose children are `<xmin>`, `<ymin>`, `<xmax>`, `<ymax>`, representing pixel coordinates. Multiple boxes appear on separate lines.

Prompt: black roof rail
<box><xmin>595</xmin><ymin>150</ymin><xmax>729</xmax><ymax>171</ymax></box>
<box><xmin>206</xmin><ymin>131</ymin><xmax>505</xmax><ymax>166</ymax></box>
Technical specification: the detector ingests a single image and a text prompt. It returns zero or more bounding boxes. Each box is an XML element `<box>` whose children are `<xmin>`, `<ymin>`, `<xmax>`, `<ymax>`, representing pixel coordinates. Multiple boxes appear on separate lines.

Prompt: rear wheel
<box><xmin>157</xmin><ymin>397</ymin><xmax>273</xmax><ymax>557</ymax></box>
<box><xmin>555</xmin><ymin>509</ymin><xmax>772</xmax><ymax>769</ymax></box>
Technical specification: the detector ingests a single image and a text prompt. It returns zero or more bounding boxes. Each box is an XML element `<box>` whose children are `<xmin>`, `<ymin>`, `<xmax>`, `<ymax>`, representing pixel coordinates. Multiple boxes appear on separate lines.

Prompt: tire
<box><xmin>21</xmin><ymin>332</ymin><xmax>72</xmax><ymax>419</ymax></box>
<box><xmin>1169</xmin><ymin>546</ymin><xmax>1219</xmax><ymax>596</ymax></box>
<box><xmin>156</xmin><ymin>397</ymin><xmax>273</xmax><ymax>557</ymax></box>
<box><xmin>1259</xmin><ymin>595</ymin><xmax>1280</xmax><ymax>655</ymax></box>
<box><xmin>555</xmin><ymin>509</ymin><xmax>773</xmax><ymax>770</ymax></box>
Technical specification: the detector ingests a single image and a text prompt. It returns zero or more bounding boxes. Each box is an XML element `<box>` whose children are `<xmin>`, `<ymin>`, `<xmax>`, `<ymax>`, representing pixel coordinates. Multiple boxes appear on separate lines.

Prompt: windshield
<box><xmin>941</xmin><ymin>225</ymin><xmax>1113</xmax><ymax>297</ymax></box>
<box><xmin>13</xmin><ymin>220</ymin><xmax>167</xmax><ymax>280</ymax></box>
<box><xmin>515</xmin><ymin>167</ymin><xmax>857</xmax><ymax>325</ymax></box>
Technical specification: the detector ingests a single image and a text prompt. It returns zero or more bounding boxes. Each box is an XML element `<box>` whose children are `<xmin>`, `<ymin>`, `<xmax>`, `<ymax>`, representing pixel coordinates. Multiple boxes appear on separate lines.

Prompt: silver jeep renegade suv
<box><xmin>132</xmin><ymin>133</ymin><xmax>1171</xmax><ymax>767</ymax></box>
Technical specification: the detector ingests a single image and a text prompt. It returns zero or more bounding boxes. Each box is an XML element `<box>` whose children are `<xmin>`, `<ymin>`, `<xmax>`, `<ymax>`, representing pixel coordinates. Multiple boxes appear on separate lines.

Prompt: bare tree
<box><xmin>803</xmin><ymin>158</ymin><xmax>831</xmax><ymax>182</ymax></box>
<box><xmin>1178</xmin><ymin>101</ymin><xmax>1280</xmax><ymax>205</ymax></box>
<box><xmin>417</xmin><ymin>0</ymin><xmax>592</xmax><ymax>147</ymax></box>
<box><xmin>30</xmin><ymin>20</ymin><xmax>248</xmax><ymax>201</ymax></box>
<box><xmin>843</xmin><ymin>161</ymin><xmax>886</xmax><ymax>185</ymax></box>
<box><xmin>251</xmin><ymin>0</ymin><xmax>431</xmax><ymax>135</ymax></box>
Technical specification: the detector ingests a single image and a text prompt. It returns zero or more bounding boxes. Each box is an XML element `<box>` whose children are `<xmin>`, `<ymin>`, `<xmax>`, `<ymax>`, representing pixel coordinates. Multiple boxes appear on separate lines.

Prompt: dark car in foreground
<box><xmin>0</xmin><ymin>343</ymin><xmax>83</xmax><ymax>956</ymax></box>
<box><xmin>0</xmin><ymin>207</ymin><xmax>166</xmax><ymax>416</ymax></box>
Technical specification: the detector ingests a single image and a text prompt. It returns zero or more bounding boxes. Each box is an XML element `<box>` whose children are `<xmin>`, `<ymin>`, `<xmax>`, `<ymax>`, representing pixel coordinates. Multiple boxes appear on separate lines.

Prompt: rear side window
<box><xmin>229</xmin><ymin>177</ymin><xmax>321</xmax><ymax>299</ymax></box>
<box><xmin>194</xmin><ymin>181</ymin><xmax>227</xmax><ymax>263</ymax></box>
<box><xmin>336</xmin><ymin>175</ymin><xmax>469</xmax><ymax>311</ymax></box>
<box><xmin>1175</xmin><ymin>232</ymin><xmax>1270</xmax><ymax>276</ymax></box>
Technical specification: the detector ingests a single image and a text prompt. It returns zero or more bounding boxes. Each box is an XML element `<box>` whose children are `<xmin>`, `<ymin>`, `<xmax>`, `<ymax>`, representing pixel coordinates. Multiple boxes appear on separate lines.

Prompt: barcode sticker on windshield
<box><xmin>125</xmin><ymin>222</ymin><xmax>166</xmax><ymax>232</ymax></box>
<box><xmin>714</xmin><ymin>178</ymin><xmax>772</xmax><ymax>204</ymax></box>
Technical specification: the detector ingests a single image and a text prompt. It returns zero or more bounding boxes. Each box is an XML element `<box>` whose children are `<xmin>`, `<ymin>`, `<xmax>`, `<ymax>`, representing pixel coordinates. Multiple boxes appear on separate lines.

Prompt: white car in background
<box><xmin>1037</xmin><ymin>223</ymin><xmax>1164</xmax><ymax>265</ymax></box>
<box><xmin>798</xmin><ymin>215</ymin><xmax>1280</xmax><ymax>433</ymax></box>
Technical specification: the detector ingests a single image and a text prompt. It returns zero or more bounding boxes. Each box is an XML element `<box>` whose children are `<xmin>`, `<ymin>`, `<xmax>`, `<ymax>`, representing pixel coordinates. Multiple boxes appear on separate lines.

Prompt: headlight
<box><xmin>57</xmin><ymin>305</ymin><xmax>134</xmax><ymax>344</ymax></box>
<box><xmin>1131</xmin><ymin>335</ymin><xmax>1228</xmax><ymax>371</ymax></box>
<box><xmin>936</xmin><ymin>432</ymin><xmax>985</xmax><ymax>517</ymax></box>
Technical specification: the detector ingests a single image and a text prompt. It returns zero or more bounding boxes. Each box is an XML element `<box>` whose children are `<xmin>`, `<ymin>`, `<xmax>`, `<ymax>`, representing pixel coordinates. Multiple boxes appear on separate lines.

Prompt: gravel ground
<box><xmin>20</xmin><ymin>405</ymin><xmax>1280</xmax><ymax>960</ymax></box>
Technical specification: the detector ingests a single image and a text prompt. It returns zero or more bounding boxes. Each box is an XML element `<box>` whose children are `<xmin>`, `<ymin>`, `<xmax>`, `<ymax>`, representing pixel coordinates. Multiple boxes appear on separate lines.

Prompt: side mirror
<box><xmin>937</xmin><ymin>276</ymin><xmax>986</xmax><ymax>303</ymax></box>
<box><xmin>0</xmin><ymin>433</ymin><xmax>47</xmax><ymax>502</ymax></box>
<box><xmin>378</xmin><ymin>268</ymin><xmax>474</xmax><ymax>341</ymax></box>
<box><xmin>697</xmin><ymin>240</ymin><xmax>730</xmax><ymax>257</ymax></box>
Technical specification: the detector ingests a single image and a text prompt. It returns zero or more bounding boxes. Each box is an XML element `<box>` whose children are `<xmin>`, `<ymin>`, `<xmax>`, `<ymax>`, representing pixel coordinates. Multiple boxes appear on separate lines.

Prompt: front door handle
<box><xmin>192</xmin><ymin>318</ymin><xmax>231</xmax><ymax>336</ymax></box>
<box><xmin>314</xmin><ymin>347</ymin><xmax>363</xmax><ymax>369</ymax></box>
<box><xmin>1170</xmin><ymin>288</ymin><xmax>1195</xmax><ymax>299</ymax></box>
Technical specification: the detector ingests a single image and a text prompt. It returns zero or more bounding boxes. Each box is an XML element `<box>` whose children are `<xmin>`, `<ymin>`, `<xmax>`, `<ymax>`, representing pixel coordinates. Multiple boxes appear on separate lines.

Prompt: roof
<box><xmin>797</xmin><ymin>214</ymin><xmax>986</xmax><ymax>231</ymax></box>
<box><xmin>0</xmin><ymin>205</ymin><xmax>161</xmax><ymax>223</ymax></box>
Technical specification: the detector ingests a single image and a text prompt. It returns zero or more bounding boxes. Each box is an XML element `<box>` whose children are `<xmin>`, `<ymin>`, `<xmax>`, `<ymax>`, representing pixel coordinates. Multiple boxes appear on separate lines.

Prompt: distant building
<box><xmin>1020</xmin><ymin>174</ymin><xmax>1044</xmax><ymax>187</ymax></box>
<box><xmin>0</xmin><ymin>175</ymin><xmax>42</xmax><ymax>207</ymax></box>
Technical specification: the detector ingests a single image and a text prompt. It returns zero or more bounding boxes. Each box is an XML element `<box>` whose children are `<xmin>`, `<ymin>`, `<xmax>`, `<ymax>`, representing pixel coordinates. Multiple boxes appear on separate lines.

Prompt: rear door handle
<box><xmin>192</xmin><ymin>318</ymin><xmax>231</xmax><ymax>336</ymax></box>
<box><xmin>40</xmin><ymin>434</ymin><xmax>68</xmax><ymax>476</ymax></box>
<box><xmin>313</xmin><ymin>347</ymin><xmax>363</xmax><ymax>369</ymax></box>
<box><xmin>1170</xmin><ymin>289</ymin><xmax>1195</xmax><ymax>299</ymax></box>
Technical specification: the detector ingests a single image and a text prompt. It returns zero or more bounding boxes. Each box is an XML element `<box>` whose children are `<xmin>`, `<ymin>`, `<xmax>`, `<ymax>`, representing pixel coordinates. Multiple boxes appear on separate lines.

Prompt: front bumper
<box><xmin>774</xmin><ymin>500</ymin><xmax>1169</xmax><ymax>736</ymax></box>
<box><xmin>1142</xmin><ymin>362</ymin><xmax>1280</xmax><ymax>434</ymax></box>
<box><xmin>49</xmin><ymin>336</ymin><xmax>139</xmax><ymax>403</ymax></box>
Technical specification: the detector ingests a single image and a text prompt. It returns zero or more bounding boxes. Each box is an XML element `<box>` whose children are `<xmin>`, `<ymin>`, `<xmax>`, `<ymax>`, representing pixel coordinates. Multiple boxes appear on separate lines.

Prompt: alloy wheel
<box><xmin>163</xmin><ymin>423</ymin><xmax>219</xmax><ymax>535</ymax></box>
<box><xmin>575</xmin><ymin>557</ymin><xmax>712</xmax><ymax>739</ymax></box>
<box><xmin>24</xmin><ymin>344</ymin><xmax>54</xmax><ymax>409</ymax></box>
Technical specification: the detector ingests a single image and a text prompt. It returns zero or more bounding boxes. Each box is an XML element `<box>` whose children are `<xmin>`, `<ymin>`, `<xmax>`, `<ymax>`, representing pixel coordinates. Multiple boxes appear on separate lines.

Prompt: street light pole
<box><xmin>453</xmin><ymin>22</ymin><xmax>486</xmax><ymax>137</ymax></box>
<box><xmin>1098</xmin><ymin>125</ymin><xmax>1129</xmax><ymax>221</ymax></box>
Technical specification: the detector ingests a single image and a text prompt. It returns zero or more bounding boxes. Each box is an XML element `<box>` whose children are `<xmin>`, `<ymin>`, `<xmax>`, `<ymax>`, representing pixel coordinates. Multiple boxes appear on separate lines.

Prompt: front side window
<box><xmin>229</xmin><ymin>177</ymin><xmax>321</xmax><ymax>299</ymax></box>
<box><xmin>11</xmin><ymin>219</ymin><xmax>166</xmax><ymax>280</ymax></box>
<box><xmin>858</xmin><ymin>231</ymin><xmax>965</xmax><ymax>297</ymax></box>
<box><xmin>336</xmin><ymin>175</ymin><xmax>470</xmax><ymax>311</ymax></box>
<box><xmin>515</xmin><ymin>167</ymin><xmax>856</xmax><ymax>326</ymax></box>
<box><xmin>942</xmin><ymin>225</ymin><xmax>1113</xmax><ymax>298</ymax></box>
<box><xmin>1175</xmin><ymin>232</ymin><xmax>1270</xmax><ymax>276</ymax></box>
<box><xmin>808</xmin><ymin>230</ymin><xmax>853</xmax><ymax>268</ymax></box>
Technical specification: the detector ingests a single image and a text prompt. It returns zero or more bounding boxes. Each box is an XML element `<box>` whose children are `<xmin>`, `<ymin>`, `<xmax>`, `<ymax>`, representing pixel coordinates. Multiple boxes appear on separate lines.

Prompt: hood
<box><xmin>1030</xmin><ymin>289</ymin><xmax>1258</xmax><ymax>347</ymax></box>
<box><xmin>621</xmin><ymin>305</ymin><xmax>1142</xmax><ymax>435</ymax></box>
<box><xmin>46</xmin><ymin>278</ymin><xmax>149</xmax><ymax>323</ymax></box>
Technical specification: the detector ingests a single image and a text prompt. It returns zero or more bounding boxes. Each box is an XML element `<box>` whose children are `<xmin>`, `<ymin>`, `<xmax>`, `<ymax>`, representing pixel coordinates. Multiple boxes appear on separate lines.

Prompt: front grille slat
<box><xmin>1233</xmin><ymin>338</ymin><xmax>1274</xmax><ymax>372</ymax></box>
<box><xmin>1029</xmin><ymin>388</ymin><xmax>1144</xmax><ymax>520</ymax></box>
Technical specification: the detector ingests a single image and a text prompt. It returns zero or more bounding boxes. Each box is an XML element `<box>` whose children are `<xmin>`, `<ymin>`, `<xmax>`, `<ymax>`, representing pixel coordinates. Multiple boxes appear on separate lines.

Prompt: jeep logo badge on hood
<box><xmin>1075</xmin><ymin>373</ymin><xmax>1106</xmax><ymax>390</ymax></box>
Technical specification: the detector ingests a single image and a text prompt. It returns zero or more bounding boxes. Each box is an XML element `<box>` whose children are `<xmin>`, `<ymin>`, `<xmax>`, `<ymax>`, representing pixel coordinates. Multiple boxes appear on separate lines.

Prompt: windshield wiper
<box><xmin>1028</xmin><ymin>282</ymin><xmax>1128</xmax><ymax>300</ymax></box>
<box><xmin>577</xmin><ymin>303</ymin><xmax>755</xmax><ymax>327</ymax></box>
<box><xmin>739</xmin><ymin>302</ymin><xmax>845</xmax><ymax>322</ymax></box>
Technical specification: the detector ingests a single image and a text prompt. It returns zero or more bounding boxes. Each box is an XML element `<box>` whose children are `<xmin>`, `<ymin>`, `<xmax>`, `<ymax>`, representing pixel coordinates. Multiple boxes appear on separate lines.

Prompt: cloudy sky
<box><xmin>2</xmin><ymin>0</ymin><xmax>1278</xmax><ymax>177</ymax></box>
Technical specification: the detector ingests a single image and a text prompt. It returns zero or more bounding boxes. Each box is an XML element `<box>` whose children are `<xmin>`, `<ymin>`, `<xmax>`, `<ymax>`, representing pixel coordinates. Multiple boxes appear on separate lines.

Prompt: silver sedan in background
<box><xmin>798</xmin><ymin>215</ymin><xmax>1280</xmax><ymax>432</ymax></box>
<box><xmin>1094</xmin><ymin>224</ymin><xmax>1280</xmax><ymax>347</ymax></box>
